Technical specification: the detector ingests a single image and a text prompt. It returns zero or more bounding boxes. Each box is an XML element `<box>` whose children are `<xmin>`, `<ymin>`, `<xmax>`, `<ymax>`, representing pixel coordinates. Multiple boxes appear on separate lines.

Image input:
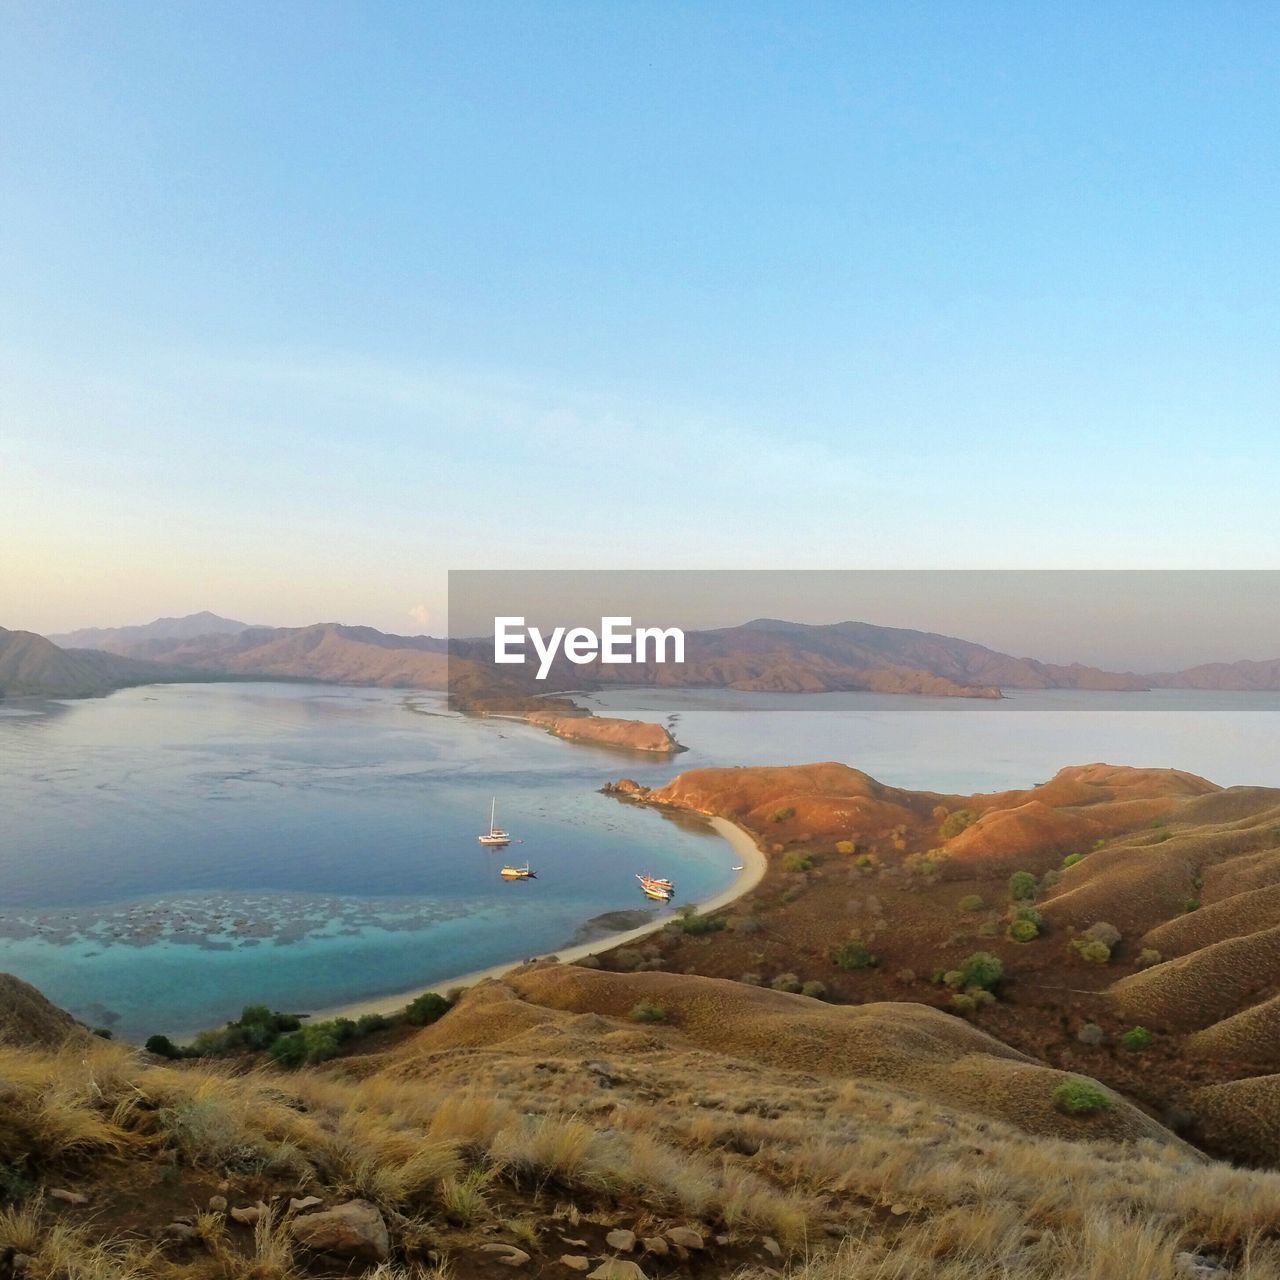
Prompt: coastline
<box><xmin>309</xmin><ymin>815</ymin><xmax>766</xmax><ymax>1024</ymax></box>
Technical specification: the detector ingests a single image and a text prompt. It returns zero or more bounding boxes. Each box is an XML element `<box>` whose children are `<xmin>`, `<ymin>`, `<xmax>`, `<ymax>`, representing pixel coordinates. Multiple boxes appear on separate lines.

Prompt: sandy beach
<box><xmin>311</xmin><ymin>815</ymin><xmax>766</xmax><ymax>1023</ymax></box>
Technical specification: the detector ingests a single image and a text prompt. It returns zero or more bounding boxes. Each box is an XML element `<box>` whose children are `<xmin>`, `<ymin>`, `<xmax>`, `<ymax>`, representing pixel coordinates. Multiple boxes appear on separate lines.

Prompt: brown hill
<box><xmin>0</xmin><ymin>627</ymin><xmax>189</xmax><ymax>697</ymax></box>
<box><xmin>0</xmin><ymin>972</ymin><xmax>83</xmax><ymax>1046</ymax></box>
<box><xmin>110</xmin><ymin>622</ymin><xmax>452</xmax><ymax>688</ymax></box>
<box><xmin>1187</xmin><ymin>995</ymin><xmax>1280</xmax><ymax>1070</ymax></box>
<box><xmin>599</xmin><ymin>758</ymin><xmax>1280</xmax><ymax>1167</ymax></box>
<box><xmin>489</xmin><ymin>964</ymin><xmax>1170</xmax><ymax>1144</ymax></box>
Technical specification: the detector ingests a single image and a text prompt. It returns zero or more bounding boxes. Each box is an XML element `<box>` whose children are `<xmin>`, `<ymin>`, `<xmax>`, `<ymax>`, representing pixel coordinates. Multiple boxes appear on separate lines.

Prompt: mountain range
<box><xmin>8</xmin><ymin>610</ymin><xmax>1280</xmax><ymax>700</ymax></box>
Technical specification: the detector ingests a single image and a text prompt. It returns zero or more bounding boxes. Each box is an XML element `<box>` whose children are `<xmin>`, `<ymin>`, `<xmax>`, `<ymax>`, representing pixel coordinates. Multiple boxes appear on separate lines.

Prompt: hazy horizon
<box><xmin>22</xmin><ymin>569</ymin><xmax>1280</xmax><ymax>674</ymax></box>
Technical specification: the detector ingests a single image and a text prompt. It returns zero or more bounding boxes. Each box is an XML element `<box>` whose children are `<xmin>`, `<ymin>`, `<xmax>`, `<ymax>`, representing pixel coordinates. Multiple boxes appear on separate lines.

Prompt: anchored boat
<box><xmin>478</xmin><ymin>796</ymin><xmax>512</xmax><ymax>847</ymax></box>
<box><xmin>500</xmin><ymin>863</ymin><xmax>536</xmax><ymax>880</ymax></box>
<box><xmin>637</xmin><ymin>873</ymin><xmax>674</xmax><ymax>901</ymax></box>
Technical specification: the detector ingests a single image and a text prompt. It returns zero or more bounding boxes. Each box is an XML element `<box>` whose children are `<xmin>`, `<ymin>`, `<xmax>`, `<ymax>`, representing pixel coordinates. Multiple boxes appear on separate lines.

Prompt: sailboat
<box><xmin>478</xmin><ymin>797</ymin><xmax>512</xmax><ymax>847</ymax></box>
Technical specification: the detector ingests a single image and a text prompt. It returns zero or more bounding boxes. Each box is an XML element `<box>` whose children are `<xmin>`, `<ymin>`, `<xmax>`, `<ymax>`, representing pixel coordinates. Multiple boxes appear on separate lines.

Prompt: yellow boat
<box><xmin>500</xmin><ymin>863</ymin><xmax>536</xmax><ymax>880</ymax></box>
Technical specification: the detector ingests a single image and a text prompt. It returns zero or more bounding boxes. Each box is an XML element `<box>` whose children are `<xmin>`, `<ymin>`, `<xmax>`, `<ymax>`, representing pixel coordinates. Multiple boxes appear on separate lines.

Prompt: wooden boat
<box><xmin>637</xmin><ymin>873</ymin><xmax>673</xmax><ymax>901</ymax></box>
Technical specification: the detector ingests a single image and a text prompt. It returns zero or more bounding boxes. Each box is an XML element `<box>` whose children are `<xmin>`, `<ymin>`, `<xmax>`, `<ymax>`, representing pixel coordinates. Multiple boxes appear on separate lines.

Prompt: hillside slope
<box><xmin>0</xmin><ymin>628</ymin><xmax>189</xmax><ymax>697</ymax></box>
<box><xmin>5</xmin><ymin>966</ymin><xmax>1280</xmax><ymax>1279</ymax></box>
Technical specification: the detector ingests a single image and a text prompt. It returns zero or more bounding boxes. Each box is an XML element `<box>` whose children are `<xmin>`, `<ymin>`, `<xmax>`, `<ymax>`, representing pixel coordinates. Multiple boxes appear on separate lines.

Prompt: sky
<box><xmin>4</xmin><ymin>2</ymin><xmax>1280</xmax><ymax>645</ymax></box>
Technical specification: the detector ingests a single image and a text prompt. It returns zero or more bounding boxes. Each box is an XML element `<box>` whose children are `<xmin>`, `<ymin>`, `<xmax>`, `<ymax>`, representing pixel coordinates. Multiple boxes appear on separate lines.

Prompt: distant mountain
<box><xmin>0</xmin><ymin>628</ymin><xmax>192</xmax><ymax>697</ymax></box>
<box><xmin>31</xmin><ymin>611</ymin><xmax>1280</xmax><ymax>701</ymax></box>
<box><xmin>49</xmin><ymin>611</ymin><xmax>252</xmax><ymax>653</ymax></box>
<box><xmin>513</xmin><ymin>617</ymin><xmax>1152</xmax><ymax>697</ymax></box>
<box><xmin>102</xmin><ymin>622</ymin><xmax>452</xmax><ymax>689</ymax></box>
<box><xmin>1150</xmin><ymin>659</ymin><xmax>1280</xmax><ymax>691</ymax></box>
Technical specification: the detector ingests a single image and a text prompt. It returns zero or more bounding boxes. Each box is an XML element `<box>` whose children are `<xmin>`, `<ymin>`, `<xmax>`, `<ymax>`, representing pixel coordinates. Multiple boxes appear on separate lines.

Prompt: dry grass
<box><xmin>4</xmin><ymin>973</ymin><xmax>1280</xmax><ymax>1278</ymax></box>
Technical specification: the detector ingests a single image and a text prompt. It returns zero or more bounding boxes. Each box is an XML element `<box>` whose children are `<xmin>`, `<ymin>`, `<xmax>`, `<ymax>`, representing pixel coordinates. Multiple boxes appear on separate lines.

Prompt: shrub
<box><xmin>1135</xmin><ymin>948</ymin><xmax>1162</xmax><ymax>969</ymax></box>
<box><xmin>770</xmin><ymin>973</ymin><xmax>802</xmax><ymax>993</ymax></box>
<box><xmin>940</xmin><ymin>809</ymin><xmax>977</xmax><ymax>839</ymax></box>
<box><xmin>739</xmin><ymin>973</ymin><xmax>762</xmax><ymax>986</ymax></box>
<box><xmin>1120</xmin><ymin>1025</ymin><xmax>1154</xmax><ymax>1051</ymax></box>
<box><xmin>614</xmin><ymin>948</ymin><xmax>644</xmax><ymax>971</ymax></box>
<box><xmin>957</xmin><ymin>951</ymin><xmax>1003</xmax><ymax>991</ymax></box>
<box><xmin>958</xmin><ymin>894</ymin><xmax>985</xmax><ymax>912</ymax></box>
<box><xmin>145</xmin><ymin>1034</ymin><xmax>182</xmax><ymax>1059</ymax></box>
<box><xmin>1007</xmin><ymin>905</ymin><xmax>1042</xmax><ymax>927</ymax></box>
<box><xmin>800</xmin><ymin>980</ymin><xmax>828</xmax><ymax>1000</ymax></box>
<box><xmin>1053</xmin><ymin>1079</ymin><xmax>1112</xmax><ymax>1115</ymax></box>
<box><xmin>1008</xmin><ymin>918</ymin><xmax>1039</xmax><ymax>943</ymax></box>
<box><xmin>629</xmin><ymin>999</ymin><xmax>667</xmax><ymax>1023</ymax></box>
<box><xmin>404</xmin><ymin>991</ymin><xmax>451</xmax><ymax>1026</ymax></box>
<box><xmin>829</xmin><ymin>938</ymin><xmax>877</xmax><ymax>971</ymax></box>
<box><xmin>770</xmin><ymin>806</ymin><xmax>796</xmax><ymax>823</ymax></box>
<box><xmin>835</xmin><ymin>839</ymin><xmax>855</xmax><ymax>854</ymax></box>
<box><xmin>92</xmin><ymin>1027</ymin><xmax>113</xmax><ymax>1039</ymax></box>
<box><xmin>976</xmin><ymin>921</ymin><xmax>999</xmax><ymax>937</ymax></box>
<box><xmin>1062</xmin><ymin>852</ymin><xmax>1086</xmax><ymax>868</ymax></box>
<box><xmin>1082</xmin><ymin>922</ymin><xmax>1121</xmax><ymax>948</ymax></box>
<box><xmin>1073</xmin><ymin>939</ymin><xmax>1112</xmax><ymax>965</ymax></box>
<box><xmin>782</xmin><ymin>851</ymin><xmax>814</xmax><ymax>873</ymax></box>
<box><xmin>677</xmin><ymin>910</ymin><xmax>726</xmax><ymax>936</ymax></box>
<box><xmin>1076</xmin><ymin>1022</ymin><xmax>1105</xmax><ymax>1047</ymax></box>
<box><xmin>355</xmin><ymin>1012</ymin><xmax>391</xmax><ymax>1034</ymax></box>
<box><xmin>949</xmin><ymin>993</ymin><xmax>977</xmax><ymax>1015</ymax></box>
<box><xmin>1009</xmin><ymin>871</ymin><xmax>1039</xmax><ymax>901</ymax></box>
<box><xmin>1184</xmin><ymin>898</ymin><xmax>1202</xmax><ymax>913</ymax></box>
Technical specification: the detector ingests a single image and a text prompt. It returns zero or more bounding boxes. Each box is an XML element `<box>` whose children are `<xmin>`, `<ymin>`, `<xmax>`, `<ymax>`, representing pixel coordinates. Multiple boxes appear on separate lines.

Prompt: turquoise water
<box><xmin>5</xmin><ymin>681</ymin><xmax>1280</xmax><ymax>1040</ymax></box>
<box><xmin>0</xmin><ymin>683</ymin><xmax>728</xmax><ymax>1039</ymax></box>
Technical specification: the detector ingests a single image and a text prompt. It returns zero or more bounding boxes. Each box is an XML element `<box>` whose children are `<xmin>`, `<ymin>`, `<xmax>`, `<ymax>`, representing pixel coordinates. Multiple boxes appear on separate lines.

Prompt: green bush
<box><xmin>949</xmin><ymin>993</ymin><xmax>977</xmax><ymax>1015</ymax></box>
<box><xmin>800</xmin><ymin>980</ymin><xmax>828</xmax><ymax>1000</ymax></box>
<box><xmin>1062</xmin><ymin>852</ymin><xmax>1085</xmax><ymax>868</ymax></box>
<box><xmin>1184</xmin><ymin>898</ymin><xmax>1201</xmax><ymax>913</ymax></box>
<box><xmin>629</xmin><ymin>999</ymin><xmax>667</xmax><ymax>1023</ymax></box>
<box><xmin>1009</xmin><ymin>871</ymin><xmax>1040</xmax><ymax>901</ymax></box>
<box><xmin>404</xmin><ymin>991</ymin><xmax>451</xmax><ymax>1026</ymax></box>
<box><xmin>940</xmin><ymin>809</ymin><xmax>977</xmax><ymax>839</ymax></box>
<box><xmin>1007</xmin><ymin>905</ymin><xmax>1042</xmax><ymax>927</ymax></box>
<box><xmin>145</xmin><ymin>1034</ymin><xmax>182</xmax><ymax>1059</ymax></box>
<box><xmin>958</xmin><ymin>894</ymin><xmax>985</xmax><ymax>912</ymax></box>
<box><xmin>770</xmin><ymin>973</ymin><xmax>802</xmax><ymax>993</ymax></box>
<box><xmin>677</xmin><ymin>910</ymin><xmax>726</xmax><ymax>936</ymax></box>
<box><xmin>355</xmin><ymin>1012</ymin><xmax>391</xmax><ymax>1035</ymax></box>
<box><xmin>1120</xmin><ymin>1025</ymin><xmax>1154</xmax><ymax>1051</ymax></box>
<box><xmin>830</xmin><ymin>938</ymin><xmax>877</xmax><ymax>971</ymax></box>
<box><xmin>1053</xmin><ymin>1079</ymin><xmax>1112</xmax><ymax>1115</ymax></box>
<box><xmin>957</xmin><ymin>951</ymin><xmax>1003</xmax><ymax>991</ymax></box>
<box><xmin>1082</xmin><ymin>922</ymin><xmax>1121</xmax><ymax>948</ymax></box>
<box><xmin>782</xmin><ymin>851</ymin><xmax>814</xmax><ymax>872</ymax></box>
<box><xmin>1073</xmin><ymin>939</ymin><xmax>1112</xmax><ymax>965</ymax></box>
<box><xmin>1135</xmin><ymin>948</ymin><xmax>1162</xmax><ymax>970</ymax></box>
<box><xmin>1008</xmin><ymin>918</ymin><xmax>1039</xmax><ymax>943</ymax></box>
<box><xmin>269</xmin><ymin>1022</ymin><xmax>342</xmax><ymax>1068</ymax></box>
<box><xmin>92</xmin><ymin>1027</ymin><xmax>113</xmax><ymax>1039</ymax></box>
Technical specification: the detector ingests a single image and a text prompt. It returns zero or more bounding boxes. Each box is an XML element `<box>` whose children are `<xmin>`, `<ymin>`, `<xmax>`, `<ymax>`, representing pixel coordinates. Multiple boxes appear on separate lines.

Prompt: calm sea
<box><xmin>3</xmin><ymin>681</ymin><xmax>1279</xmax><ymax>1038</ymax></box>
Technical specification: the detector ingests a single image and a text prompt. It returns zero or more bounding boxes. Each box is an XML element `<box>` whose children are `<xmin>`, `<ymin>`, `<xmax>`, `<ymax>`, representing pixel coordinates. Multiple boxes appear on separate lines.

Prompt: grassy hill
<box><xmin>4</xmin><ymin>964</ymin><xmax>1280</xmax><ymax>1279</ymax></box>
<box><xmin>601</xmin><ymin>761</ymin><xmax>1280</xmax><ymax>1169</ymax></box>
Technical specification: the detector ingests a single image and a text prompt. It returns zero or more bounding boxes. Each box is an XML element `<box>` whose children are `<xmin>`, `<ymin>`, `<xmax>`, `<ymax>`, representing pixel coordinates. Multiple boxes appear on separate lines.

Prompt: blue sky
<box><xmin>3</xmin><ymin>2</ymin><xmax>1280</xmax><ymax>636</ymax></box>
